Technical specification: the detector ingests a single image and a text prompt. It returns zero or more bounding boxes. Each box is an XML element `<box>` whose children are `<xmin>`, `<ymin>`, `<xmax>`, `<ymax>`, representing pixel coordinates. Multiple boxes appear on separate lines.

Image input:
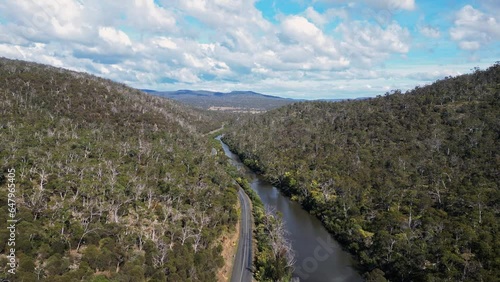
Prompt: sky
<box><xmin>0</xmin><ymin>0</ymin><xmax>499</xmax><ymax>99</ymax></box>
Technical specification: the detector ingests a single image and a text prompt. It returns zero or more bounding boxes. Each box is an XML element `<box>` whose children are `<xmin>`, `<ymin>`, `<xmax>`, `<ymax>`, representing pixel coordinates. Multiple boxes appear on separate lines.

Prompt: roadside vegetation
<box><xmin>224</xmin><ymin>161</ymin><xmax>295</xmax><ymax>282</ymax></box>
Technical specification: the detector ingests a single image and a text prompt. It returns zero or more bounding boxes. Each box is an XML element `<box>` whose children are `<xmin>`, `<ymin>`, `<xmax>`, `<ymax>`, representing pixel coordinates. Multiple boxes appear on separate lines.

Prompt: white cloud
<box><xmin>0</xmin><ymin>0</ymin><xmax>94</xmax><ymax>43</ymax></box>
<box><xmin>99</xmin><ymin>27</ymin><xmax>132</xmax><ymax>46</ymax></box>
<box><xmin>169</xmin><ymin>0</ymin><xmax>269</xmax><ymax>30</ymax></box>
<box><xmin>153</xmin><ymin>37</ymin><xmax>178</xmax><ymax>49</ymax></box>
<box><xmin>0</xmin><ymin>44</ymin><xmax>28</xmax><ymax>59</ymax></box>
<box><xmin>169</xmin><ymin>68</ymin><xmax>201</xmax><ymax>83</ymax></box>
<box><xmin>316</xmin><ymin>0</ymin><xmax>415</xmax><ymax>11</ymax></box>
<box><xmin>305</xmin><ymin>7</ymin><xmax>328</xmax><ymax>26</ymax></box>
<box><xmin>379</xmin><ymin>0</ymin><xmax>415</xmax><ymax>11</ymax></box>
<box><xmin>450</xmin><ymin>5</ymin><xmax>500</xmax><ymax>50</ymax></box>
<box><xmin>0</xmin><ymin>0</ymin><xmax>495</xmax><ymax>100</ymax></box>
<box><xmin>304</xmin><ymin>6</ymin><xmax>348</xmax><ymax>27</ymax></box>
<box><xmin>281</xmin><ymin>16</ymin><xmax>339</xmax><ymax>55</ymax></box>
<box><xmin>459</xmin><ymin>41</ymin><xmax>481</xmax><ymax>51</ymax></box>
<box><xmin>281</xmin><ymin>16</ymin><xmax>324</xmax><ymax>45</ymax></box>
<box><xmin>337</xmin><ymin>21</ymin><xmax>411</xmax><ymax>65</ymax></box>
<box><xmin>276</xmin><ymin>16</ymin><xmax>348</xmax><ymax>70</ymax></box>
<box><xmin>419</xmin><ymin>25</ymin><xmax>441</xmax><ymax>38</ymax></box>
<box><xmin>126</xmin><ymin>0</ymin><xmax>177</xmax><ymax>32</ymax></box>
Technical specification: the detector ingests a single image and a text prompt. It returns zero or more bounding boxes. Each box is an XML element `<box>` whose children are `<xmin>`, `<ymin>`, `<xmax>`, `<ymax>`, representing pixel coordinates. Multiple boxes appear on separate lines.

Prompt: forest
<box><xmin>223</xmin><ymin>63</ymin><xmax>500</xmax><ymax>281</ymax></box>
<box><xmin>1</xmin><ymin>56</ymin><xmax>498</xmax><ymax>282</ymax></box>
<box><xmin>0</xmin><ymin>58</ymin><xmax>239</xmax><ymax>281</ymax></box>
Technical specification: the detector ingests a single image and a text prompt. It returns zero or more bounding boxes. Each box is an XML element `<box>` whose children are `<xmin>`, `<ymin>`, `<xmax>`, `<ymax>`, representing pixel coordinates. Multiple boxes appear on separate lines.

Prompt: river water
<box><xmin>217</xmin><ymin>137</ymin><xmax>363</xmax><ymax>282</ymax></box>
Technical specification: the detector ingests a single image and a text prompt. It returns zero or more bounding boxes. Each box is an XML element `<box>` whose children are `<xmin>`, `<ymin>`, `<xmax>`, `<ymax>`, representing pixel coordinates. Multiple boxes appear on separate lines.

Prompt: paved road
<box><xmin>230</xmin><ymin>188</ymin><xmax>253</xmax><ymax>282</ymax></box>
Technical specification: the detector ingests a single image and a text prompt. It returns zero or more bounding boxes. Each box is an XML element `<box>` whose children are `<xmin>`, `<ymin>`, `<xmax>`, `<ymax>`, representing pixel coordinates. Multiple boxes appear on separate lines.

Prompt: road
<box><xmin>230</xmin><ymin>187</ymin><xmax>253</xmax><ymax>282</ymax></box>
<box><xmin>203</xmin><ymin>123</ymin><xmax>226</xmax><ymax>136</ymax></box>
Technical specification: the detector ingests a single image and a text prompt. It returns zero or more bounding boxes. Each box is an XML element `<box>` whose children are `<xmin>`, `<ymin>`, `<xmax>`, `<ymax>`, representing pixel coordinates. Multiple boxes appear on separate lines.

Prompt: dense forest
<box><xmin>2</xmin><ymin>56</ymin><xmax>498</xmax><ymax>282</ymax></box>
<box><xmin>0</xmin><ymin>58</ymin><xmax>239</xmax><ymax>281</ymax></box>
<box><xmin>223</xmin><ymin>64</ymin><xmax>500</xmax><ymax>281</ymax></box>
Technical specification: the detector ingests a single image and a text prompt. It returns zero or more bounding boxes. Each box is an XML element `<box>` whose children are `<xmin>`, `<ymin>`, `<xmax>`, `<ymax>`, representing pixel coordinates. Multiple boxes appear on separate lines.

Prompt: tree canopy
<box><xmin>0</xmin><ymin>58</ymin><xmax>238</xmax><ymax>281</ymax></box>
<box><xmin>223</xmin><ymin>63</ymin><xmax>500</xmax><ymax>281</ymax></box>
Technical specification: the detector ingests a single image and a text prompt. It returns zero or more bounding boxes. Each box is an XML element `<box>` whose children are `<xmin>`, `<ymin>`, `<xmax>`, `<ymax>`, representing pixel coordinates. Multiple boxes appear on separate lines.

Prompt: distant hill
<box><xmin>142</xmin><ymin>89</ymin><xmax>298</xmax><ymax>112</ymax></box>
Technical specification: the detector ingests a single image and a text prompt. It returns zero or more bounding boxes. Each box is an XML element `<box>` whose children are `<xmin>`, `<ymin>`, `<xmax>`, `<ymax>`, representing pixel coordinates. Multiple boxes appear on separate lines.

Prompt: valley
<box><xmin>0</xmin><ymin>57</ymin><xmax>498</xmax><ymax>282</ymax></box>
<box><xmin>2</xmin><ymin>1</ymin><xmax>499</xmax><ymax>281</ymax></box>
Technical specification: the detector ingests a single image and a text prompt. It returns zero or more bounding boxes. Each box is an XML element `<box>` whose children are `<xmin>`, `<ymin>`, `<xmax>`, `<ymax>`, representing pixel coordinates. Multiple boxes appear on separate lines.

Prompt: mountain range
<box><xmin>142</xmin><ymin>89</ymin><xmax>297</xmax><ymax>112</ymax></box>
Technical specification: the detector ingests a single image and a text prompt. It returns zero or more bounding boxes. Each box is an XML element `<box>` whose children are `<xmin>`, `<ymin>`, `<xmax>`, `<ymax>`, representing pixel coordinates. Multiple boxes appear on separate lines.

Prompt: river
<box><xmin>217</xmin><ymin>136</ymin><xmax>363</xmax><ymax>282</ymax></box>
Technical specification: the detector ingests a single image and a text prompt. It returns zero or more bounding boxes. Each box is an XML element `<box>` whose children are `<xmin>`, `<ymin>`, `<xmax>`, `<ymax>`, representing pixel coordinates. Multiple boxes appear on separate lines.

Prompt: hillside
<box><xmin>223</xmin><ymin>64</ymin><xmax>500</xmax><ymax>281</ymax></box>
<box><xmin>143</xmin><ymin>89</ymin><xmax>297</xmax><ymax>112</ymax></box>
<box><xmin>0</xmin><ymin>58</ymin><xmax>238</xmax><ymax>281</ymax></box>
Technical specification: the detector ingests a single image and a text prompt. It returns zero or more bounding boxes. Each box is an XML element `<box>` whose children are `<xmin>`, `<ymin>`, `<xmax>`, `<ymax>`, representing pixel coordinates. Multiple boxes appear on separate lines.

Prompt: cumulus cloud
<box><xmin>281</xmin><ymin>16</ymin><xmax>326</xmax><ymax>47</ymax></box>
<box><xmin>152</xmin><ymin>37</ymin><xmax>178</xmax><ymax>50</ymax></box>
<box><xmin>365</xmin><ymin>0</ymin><xmax>415</xmax><ymax>12</ymax></box>
<box><xmin>0</xmin><ymin>0</ymin><xmax>494</xmax><ymax>99</ymax></box>
<box><xmin>304</xmin><ymin>7</ymin><xmax>347</xmax><ymax>26</ymax></box>
<box><xmin>337</xmin><ymin>21</ymin><xmax>411</xmax><ymax>65</ymax></box>
<box><xmin>278</xmin><ymin>16</ymin><xmax>348</xmax><ymax>70</ymax></box>
<box><xmin>305</xmin><ymin>7</ymin><xmax>329</xmax><ymax>26</ymax></box>
<box><xmin>0</xmin><ymin>0</ymin><xmax>93</xmax><ymax>44</ymax></box>
<box><xmin>99</xmin><ymin>27</ymin><xmax>132</xmax><ymax>47</ymax></box>
<box><xmin>450</xmin><ymin>5</ymin><xmax>500</xmax><ymax>50</ymax></box>
<box><xmin>418</xmin><ymin>25</ymin><xmax>441</xmax><ymax>38</ymax></box>
<box><xmin>131</xmin><ymin>0</ymin><xmax>176</xmax><ymax>29</ymax></box>
<box><xmin>168</xmin><ymin>0</ymin><xmax>269</xmax><ymax>30</ymax></box>
<box><xmin>316</xmin><ymin>0</ymin><xmax>415</xmax><ymax>11</ymax></box>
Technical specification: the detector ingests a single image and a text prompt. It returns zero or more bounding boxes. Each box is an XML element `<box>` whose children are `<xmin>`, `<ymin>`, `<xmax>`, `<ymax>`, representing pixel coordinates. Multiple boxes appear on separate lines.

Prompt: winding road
<box><xmin>230</xmin><ymin>188</ymin><xmax>253</xmax><ymax>282</ymax></box>
<box><xmin>216</xmin><ymin>135</ymin><xmax>253</xmax><ymax>282</ymax></box>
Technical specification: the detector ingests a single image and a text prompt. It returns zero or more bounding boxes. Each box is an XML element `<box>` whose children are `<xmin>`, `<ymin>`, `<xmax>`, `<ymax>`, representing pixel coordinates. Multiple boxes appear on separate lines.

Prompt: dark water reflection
<box><xmin>218</xmin><ymin>137</ymin><xmax>363</xmax><ymax>282</ymax></box>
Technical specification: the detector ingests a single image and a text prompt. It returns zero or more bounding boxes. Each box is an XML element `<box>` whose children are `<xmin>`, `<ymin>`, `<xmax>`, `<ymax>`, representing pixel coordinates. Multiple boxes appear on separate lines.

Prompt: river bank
<box><xmin>218</xmin><ymin>136</ymin><xmax>363</xmax><ymax>282</ymax></box>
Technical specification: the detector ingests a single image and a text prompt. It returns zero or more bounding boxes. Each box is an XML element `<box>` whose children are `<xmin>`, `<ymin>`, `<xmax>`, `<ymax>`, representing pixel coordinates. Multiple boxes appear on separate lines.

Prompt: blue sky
<box><xmin>0</xmin><ymin>0</ymin><xmax>498</xmax><ymax>99</ymax></box>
